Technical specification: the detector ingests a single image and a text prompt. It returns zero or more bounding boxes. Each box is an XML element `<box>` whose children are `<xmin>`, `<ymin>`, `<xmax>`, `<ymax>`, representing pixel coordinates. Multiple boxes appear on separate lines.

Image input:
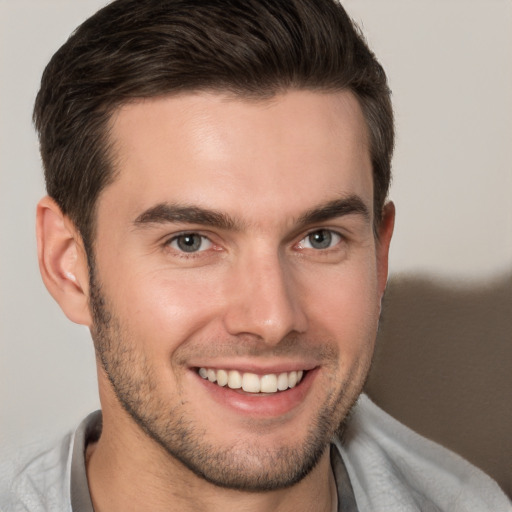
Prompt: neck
<box><xmin>86</xmin><ymin>411</ymin><xmax>337</xmax><ymax>512</ymax></box>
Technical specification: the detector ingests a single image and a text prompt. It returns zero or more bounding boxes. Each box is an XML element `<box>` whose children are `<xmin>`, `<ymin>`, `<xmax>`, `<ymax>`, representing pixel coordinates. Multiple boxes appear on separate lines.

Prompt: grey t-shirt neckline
<box><xmin>70</xmin><ymin>411</ymin><xmax>101</xmax><ymax>512</ymax></box>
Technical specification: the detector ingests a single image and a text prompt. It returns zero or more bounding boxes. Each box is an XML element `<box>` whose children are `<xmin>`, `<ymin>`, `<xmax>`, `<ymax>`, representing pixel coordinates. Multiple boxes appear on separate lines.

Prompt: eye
<box><xmin>168</xmin><ymin>233</ymin><xmax>212</xmax><ymax>253</ymax></box>
<box><xmin>298</xmin><ymin>229</ymin><xmax>342</xmax><ymax>250</ymax></box>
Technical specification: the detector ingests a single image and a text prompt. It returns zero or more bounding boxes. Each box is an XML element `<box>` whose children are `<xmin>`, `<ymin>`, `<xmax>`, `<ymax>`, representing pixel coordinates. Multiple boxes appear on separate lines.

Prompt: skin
<box><xmin>37</xmin><ymin>89</ymin><xmax>394</xmax><ymax>512</ymax></box>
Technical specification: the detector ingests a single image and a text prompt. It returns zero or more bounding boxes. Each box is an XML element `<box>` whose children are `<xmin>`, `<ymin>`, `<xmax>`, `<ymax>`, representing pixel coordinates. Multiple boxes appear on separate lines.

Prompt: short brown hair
<box><xmin>34</xmin><ymin>0</ymin><xmax>393</xmax><ymax>255</ymax></box>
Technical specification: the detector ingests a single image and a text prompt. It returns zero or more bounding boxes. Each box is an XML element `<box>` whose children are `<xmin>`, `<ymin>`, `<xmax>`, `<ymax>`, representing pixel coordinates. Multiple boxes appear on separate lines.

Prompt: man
<box><xmin>2</xmin><ymin>0</ymin><xmax>510</xmax><ymax>510</ymax></box>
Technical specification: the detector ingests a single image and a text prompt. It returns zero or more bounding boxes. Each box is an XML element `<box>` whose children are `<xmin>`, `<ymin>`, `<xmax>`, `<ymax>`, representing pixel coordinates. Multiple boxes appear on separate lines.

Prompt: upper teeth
<box><xmin>198</xmin><ymin>368</ymin><xmax>304</xmax><ymax>393</ymax></box>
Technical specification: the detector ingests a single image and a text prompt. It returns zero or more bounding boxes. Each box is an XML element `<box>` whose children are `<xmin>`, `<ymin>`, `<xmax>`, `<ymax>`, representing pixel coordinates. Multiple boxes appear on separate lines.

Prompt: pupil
<box><xmin>178</xmin><ymin>234</ymin><xmax>201</xmax><ymax>252</ymax></box>
<box><xmin>310</xmin><ymin>230</ymin><xmax>331</xmax><ymax>249</ymax></box>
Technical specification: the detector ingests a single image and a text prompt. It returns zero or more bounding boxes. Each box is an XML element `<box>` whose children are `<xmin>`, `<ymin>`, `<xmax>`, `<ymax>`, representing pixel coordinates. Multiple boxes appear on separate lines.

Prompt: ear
<box><xmin>376</xmin><ymin>201</ymin><xmax>395</xmax><ymax>298</ymax></box>
<box><xmin>36</xmin><ymin>196</ymin><xmax>92</xmax><ymax>326</ymax></box>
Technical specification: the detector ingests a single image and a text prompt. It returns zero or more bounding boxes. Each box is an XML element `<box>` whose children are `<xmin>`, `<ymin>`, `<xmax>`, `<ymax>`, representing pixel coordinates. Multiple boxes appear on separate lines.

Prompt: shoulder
<box><xmin>336</xmin><ymin>394</ymin><xmax>512</xmax><ymax>512</ymax></box>
<box><xmin>0</xmin><ymin>433</ymin><xmax>74</xmax><ymax>512</ymax></box>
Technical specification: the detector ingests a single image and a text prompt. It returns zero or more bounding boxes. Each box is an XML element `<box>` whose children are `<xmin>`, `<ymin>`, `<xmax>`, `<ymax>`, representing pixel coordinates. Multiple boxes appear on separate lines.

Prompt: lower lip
<box><xmin>192</xmin><ymin>369</ymin><xmax>318</xmax><ymax>418</ymax></box>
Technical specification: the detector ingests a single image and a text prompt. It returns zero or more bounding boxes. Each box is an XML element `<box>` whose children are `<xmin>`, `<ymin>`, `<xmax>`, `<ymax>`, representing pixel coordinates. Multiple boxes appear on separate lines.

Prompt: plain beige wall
<box><xmin>1</xmin><ymin>0</ymin><xmax>511</xmax><ymax>492</ymax></box>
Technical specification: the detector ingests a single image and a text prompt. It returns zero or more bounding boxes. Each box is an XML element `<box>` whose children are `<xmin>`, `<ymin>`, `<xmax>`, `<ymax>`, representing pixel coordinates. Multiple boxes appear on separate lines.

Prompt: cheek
<box><xmin>108</xmin><ymin>269</ymin><xmax>224</xmax><ymax>349</ymax></box>
<box><xmin>301</xmin><ymin>261</ymin><xmax>380</xmax><ymax>353</ymax></box>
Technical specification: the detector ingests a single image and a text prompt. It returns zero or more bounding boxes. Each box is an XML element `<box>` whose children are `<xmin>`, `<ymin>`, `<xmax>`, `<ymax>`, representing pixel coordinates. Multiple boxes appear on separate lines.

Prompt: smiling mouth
<box><xmin>197</xmin><ymin>368</ymin><xmax>306</xmax><ymax>394</ymax></box>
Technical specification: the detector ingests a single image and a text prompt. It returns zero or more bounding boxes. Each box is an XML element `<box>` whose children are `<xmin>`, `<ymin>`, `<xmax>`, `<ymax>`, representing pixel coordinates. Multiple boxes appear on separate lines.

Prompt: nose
<box><xmin>222</xmin><ymin>249</ymin><xmax>308</xmax><ymax>346</ymax></box>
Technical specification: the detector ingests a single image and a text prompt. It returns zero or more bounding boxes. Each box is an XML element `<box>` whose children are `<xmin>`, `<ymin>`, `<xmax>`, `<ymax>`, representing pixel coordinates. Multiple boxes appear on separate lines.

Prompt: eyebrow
<box><xmin>133</xmin><ymin>195</ymin><xmax>370</xmax><ymax>231</ymax></box>
<box><xmin>133</xmin><ymin>203</ymin><xmax>241</xmax><ymax>231</ymax></box>
<box><xmin>297</xmin><ymin>196</ymin><xmax>371</xmax><ymax>227</ymax></box>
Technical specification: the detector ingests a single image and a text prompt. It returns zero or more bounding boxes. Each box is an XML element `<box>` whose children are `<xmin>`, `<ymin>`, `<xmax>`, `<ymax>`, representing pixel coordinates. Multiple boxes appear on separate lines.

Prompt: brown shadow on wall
<box><xmin>365</xmin><ymin>270</ymin><xmax>512</xmax><ymax>498</ymax></box>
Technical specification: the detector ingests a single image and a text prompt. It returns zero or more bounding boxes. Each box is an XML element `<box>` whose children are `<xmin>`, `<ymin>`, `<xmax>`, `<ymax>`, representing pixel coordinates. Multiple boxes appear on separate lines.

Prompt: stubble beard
<box><xmin>88</xmin><ymin>270</ymin><xmax>371</xmax><ymax>492</ymax></box>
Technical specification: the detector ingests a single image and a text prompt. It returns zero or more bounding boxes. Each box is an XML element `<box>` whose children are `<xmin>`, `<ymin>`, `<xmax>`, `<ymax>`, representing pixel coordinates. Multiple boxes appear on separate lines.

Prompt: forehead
<box><xmin>101</xmin><ymin>89</ymin><xmax>373</xmax><ymax>227</ymax></box>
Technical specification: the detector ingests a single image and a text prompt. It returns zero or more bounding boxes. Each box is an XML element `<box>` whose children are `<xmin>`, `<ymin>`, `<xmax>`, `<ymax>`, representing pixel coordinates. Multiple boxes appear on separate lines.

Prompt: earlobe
<box><xmin>376</xmin><ymin>201</ymin><xmax>395</xmax><ymax>297</ymax></box>
<box><xmin>36</xmin><ymin>196</ymin><xmax>92</xmax><ymax>326</ymax></box>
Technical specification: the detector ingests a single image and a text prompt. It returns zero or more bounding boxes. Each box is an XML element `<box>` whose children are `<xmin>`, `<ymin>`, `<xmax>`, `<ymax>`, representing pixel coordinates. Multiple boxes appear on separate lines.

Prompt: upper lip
<box><xmin>189</xmin><ymin>360</ymin><xmax>318</xmax><ymax>375</ymax></box>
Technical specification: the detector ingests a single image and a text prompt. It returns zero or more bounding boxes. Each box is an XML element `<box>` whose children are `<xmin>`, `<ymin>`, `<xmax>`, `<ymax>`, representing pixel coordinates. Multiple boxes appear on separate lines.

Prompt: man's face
<box><xmin>89</xmin><ymin>90</ymin><xmax>392</xmax><ymax>490</ymax></box>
